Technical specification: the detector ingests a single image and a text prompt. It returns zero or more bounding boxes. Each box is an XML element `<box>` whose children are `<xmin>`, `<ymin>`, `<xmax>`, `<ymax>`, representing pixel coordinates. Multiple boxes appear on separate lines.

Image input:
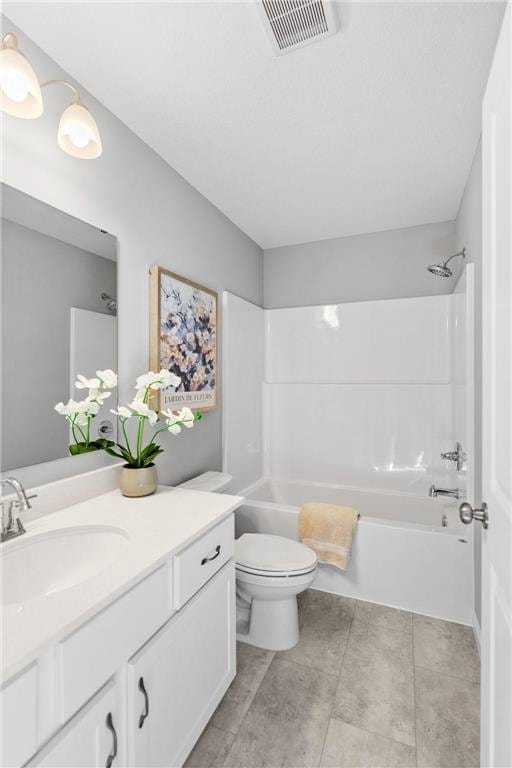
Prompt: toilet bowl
<box><xmin>178</xmin><ymin>472</ymin><xmax>317</xmax><ymax>651</ymax></box>
<box><xmin>236</xmin><ymin>533</ymin><xmax>317</xmax><ymax>651</ymax></box>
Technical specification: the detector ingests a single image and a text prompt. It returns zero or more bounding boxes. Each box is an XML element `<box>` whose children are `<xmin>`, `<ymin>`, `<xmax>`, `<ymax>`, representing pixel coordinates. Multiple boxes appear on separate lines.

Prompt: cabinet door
<box><xmin>128</xmin><ymin>561</ymin><xmax>235</xmax><ymax>768</ymax></box>
<box><xmin>28</xmin><ymin>682</ymin><xmax>120</xmax><ymax>768</ymax></box>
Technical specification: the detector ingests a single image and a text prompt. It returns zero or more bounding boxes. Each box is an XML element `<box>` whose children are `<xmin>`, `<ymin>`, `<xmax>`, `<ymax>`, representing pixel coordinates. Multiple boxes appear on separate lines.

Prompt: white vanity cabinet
<box><xmin>127</xmin><ymin>561</ymin><xmax>236</xmax><ymax>767</ymax></box>
<box><xmin>1</xmin><ymin>504</ymin><xmax>239</xmax><ymax>768</ymax></box>
<box><xmin>28</xmin><ymin>682</ymin><xmax>119</xmax><ymax>768</ymax></box>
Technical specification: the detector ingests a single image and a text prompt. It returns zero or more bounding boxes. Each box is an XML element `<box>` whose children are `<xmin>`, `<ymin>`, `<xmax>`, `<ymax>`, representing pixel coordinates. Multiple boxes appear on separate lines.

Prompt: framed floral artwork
<box><xmin>149</xmin><ymin>266</ymin><xmax>217</xmax><ymax>412</ymax></box>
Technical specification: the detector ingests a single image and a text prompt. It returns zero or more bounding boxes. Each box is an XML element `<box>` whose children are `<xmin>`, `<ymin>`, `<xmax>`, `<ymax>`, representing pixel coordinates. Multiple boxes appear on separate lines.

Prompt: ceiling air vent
<box><xmin>260</xmin><ymin>0</ymin><xmax>339</xmax><ymax>54</ymax></box>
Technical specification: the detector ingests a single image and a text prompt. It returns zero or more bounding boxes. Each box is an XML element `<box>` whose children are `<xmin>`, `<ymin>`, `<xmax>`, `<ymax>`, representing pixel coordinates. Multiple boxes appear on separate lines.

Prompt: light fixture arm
<box><xmin>1</xmin><ymin>32</ymin><xmax>19</xmax><ymax>50</ymax></box>
<box><xmin>40</xmin><ymin>79</ymin><xmax>82</xmax><ymax>105</ymax></box>
<box><xmin>442</xmin><ymin>248</ymin><xmax>466</xmax><ymax>268</ymax></box>
<box><xmin>1</xmin><ymin>34</ymin><xmax>82</xmax><ymax>106</ymax></box>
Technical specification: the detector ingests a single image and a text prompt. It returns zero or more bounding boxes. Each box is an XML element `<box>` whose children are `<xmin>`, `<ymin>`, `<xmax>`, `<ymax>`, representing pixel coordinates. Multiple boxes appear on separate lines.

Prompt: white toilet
<box><xmin>179</xmin><ymin>472</ymin><xmax>317</xmax><ymax>651</ymax></box>
<box><xmin>235</xmin><ymin>533</ymin><xmax>317</xmax><ymax>650</ymax></box>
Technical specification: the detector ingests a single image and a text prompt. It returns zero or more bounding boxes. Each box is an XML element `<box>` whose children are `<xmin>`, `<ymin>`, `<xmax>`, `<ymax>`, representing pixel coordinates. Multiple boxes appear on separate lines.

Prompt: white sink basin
<box><xmin>0</xmin><ymin>526</ymin><xmax>129</xmax><ymax>607</ymax></box>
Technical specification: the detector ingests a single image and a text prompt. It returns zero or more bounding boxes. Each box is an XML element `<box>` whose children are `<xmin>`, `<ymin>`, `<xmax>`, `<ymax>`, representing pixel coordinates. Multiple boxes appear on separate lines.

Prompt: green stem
<box><xmin>70</xmin><ymin>421</ymin><xmax>81</xmax><ymax>446</ymax></box>
<box><xmin>150</xmin><ymin>417</ymin><xmax>194</xmax><ymax>441</ymax></box>
<box><xmin>120</xmin><ymin>417</ymin><xmax>132</xmax><ymax>456</ymax></box>
<box><xmin>136</xmin><ymin>416</ymin><xmax>145</xmax><ymax>467</ymax></box>
<box><xmin>69</xmin><ymin>415</ymin><xmax>88</xmax><ymax>443</ymax></box>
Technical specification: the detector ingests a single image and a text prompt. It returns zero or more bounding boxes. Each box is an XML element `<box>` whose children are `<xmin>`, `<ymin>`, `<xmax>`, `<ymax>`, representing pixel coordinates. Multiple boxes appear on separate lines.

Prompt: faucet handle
<box><xmin>440</xmin><ymin>442</ymin><xmax>466</xmax><ymax>471</ymax></box>
<box><xmin>8</xmin><ymin>493</ymin><xmax>37</xmax><ymax>509</ymax></box>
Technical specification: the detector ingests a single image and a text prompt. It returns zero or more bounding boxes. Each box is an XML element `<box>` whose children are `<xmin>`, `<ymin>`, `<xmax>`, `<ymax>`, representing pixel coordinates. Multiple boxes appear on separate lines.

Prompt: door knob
<box><xmin>459</xmin><ymin>501</ymin><xmax>489</xmax><ymax>529</ymax></box>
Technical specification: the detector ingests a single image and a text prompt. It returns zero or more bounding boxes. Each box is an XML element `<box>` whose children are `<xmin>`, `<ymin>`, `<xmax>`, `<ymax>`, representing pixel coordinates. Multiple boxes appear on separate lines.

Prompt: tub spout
<box><xmin>429</xmin><ymin>485</ymin><xmax>463</xmax><ymax>500</ymax></box>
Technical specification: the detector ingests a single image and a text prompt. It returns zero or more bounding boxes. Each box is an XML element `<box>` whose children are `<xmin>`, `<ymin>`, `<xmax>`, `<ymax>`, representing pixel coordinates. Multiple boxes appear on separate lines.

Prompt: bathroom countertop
<box><xmin>0</xmin><ymin>486</ymin><xmax>243</xmax><ymax>684</ymax></box>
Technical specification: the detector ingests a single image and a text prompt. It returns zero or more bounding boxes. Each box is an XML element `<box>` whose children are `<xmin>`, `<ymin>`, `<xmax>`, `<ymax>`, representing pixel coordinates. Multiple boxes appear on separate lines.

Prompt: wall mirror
<box><xmin>1</xmin><ymin>184</ymin><xmax>118</xmax><ymax>483</ymax></box>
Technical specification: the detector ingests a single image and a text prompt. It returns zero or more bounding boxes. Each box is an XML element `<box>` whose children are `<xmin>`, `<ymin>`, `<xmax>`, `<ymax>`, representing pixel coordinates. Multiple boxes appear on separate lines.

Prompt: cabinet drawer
<box><xmin>173</xmin><ymin>515</ymin><xmax>234</xmax><ymax>608</ymax></box>
<box><xmin>0</xmin><ymin>662</ymin><xmax>38</xmax><ymax>768</ymax></box>
<box><xmin>58</xmin><ymin>563</ymin><xmax>171</xmax><ymax>723</ymax></box>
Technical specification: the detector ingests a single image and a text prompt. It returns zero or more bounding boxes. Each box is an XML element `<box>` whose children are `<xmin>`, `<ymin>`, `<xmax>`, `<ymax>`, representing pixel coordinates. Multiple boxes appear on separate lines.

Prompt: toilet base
<box><xmin>235</xmin><ymin>567</ymin><xmax>317</xmax><ymax>651</ymax></box>
<box><xmin>237</xmin><ymin>592</ymin><xmax>300</xmax><ymax>651</ymax></box>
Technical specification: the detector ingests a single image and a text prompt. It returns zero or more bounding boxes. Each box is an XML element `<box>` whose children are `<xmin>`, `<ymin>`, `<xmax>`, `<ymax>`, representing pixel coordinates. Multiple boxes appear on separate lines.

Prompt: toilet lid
<box><xmin>236</xmin><ymin>534</ymin><xmax>317</xmax><ymax>575</ymax></box>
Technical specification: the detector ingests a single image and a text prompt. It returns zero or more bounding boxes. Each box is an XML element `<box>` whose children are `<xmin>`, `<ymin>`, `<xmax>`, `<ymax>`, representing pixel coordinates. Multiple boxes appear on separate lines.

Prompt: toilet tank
<box><xmin>178</xmin><ymin>471</ymin><xmax>232</xmax><ymax>493</ymax></box>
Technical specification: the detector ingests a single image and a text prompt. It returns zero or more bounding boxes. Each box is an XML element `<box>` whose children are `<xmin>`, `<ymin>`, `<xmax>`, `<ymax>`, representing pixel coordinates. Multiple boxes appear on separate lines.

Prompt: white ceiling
<box><xmin>4</xmin><ymin>1</ymin><xmax>505</xmax><ymax>249</ymax></box>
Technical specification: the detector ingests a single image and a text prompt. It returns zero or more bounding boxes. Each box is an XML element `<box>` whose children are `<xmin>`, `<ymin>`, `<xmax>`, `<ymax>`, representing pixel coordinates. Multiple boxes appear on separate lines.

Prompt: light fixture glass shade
<box><xmin>57</xmin><ymin>102</ymin><xmax>102</xmax><ymax>159</ymax></box>
<box><xmin>0</xmin><ymin>47</ymin><xmax>43</xmax><ymax>118</ymax></box>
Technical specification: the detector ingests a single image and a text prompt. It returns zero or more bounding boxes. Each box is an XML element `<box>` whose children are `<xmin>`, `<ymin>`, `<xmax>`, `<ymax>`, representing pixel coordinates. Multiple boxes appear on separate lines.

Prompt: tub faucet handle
<box><xmin>440</xmin><ymin>442</ymin><xmax>466</xmax><ymax>471</ymax></box>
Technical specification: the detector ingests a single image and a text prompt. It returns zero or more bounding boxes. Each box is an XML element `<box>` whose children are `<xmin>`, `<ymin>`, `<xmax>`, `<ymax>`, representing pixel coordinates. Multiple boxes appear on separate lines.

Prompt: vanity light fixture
<box><xmin>0</xmin><ymin>32</ymin><xmax>42</xmax><ymax>117</ymax></box>
<box><xmin>0</xmin><ymin>32</ymin><xmax>102</xmax><ymax>159</ymax></box>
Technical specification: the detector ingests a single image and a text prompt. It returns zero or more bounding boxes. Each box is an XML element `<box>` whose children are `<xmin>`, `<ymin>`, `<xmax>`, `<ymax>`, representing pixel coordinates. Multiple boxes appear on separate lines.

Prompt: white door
<box><xmin>480</xmin><ymin>4</ymin><xmax>512</xmax><ymax>766</ymax></box>
<box><xmin>70</xmin><ymin>308</ymin><xmax>117</xmax><ymax>443</ymax></box>
<box><xmin>28</xmin><ymin>683</ymin><xmax>120</xmax><ymax>768</ymax></box>
<box><xmin>127</xmin><ymin>562</ymin><xmax>235</xmax><ymax>768</ymax></box>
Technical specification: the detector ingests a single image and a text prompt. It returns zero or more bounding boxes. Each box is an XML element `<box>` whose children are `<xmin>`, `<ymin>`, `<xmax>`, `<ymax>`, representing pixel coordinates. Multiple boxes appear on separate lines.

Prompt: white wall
<box><xmin>264</xmin><ymin>296</ymin><xmax>456</xmax><ymax>495</ymax></box>
<box><xmin>222</xmin><ymin>293</ymin><xmax>265</xmax><ymax>492</ymax></box>
<box><xmin>266</xmin><ymin>299</ymin><xmax>451</xmax><ymax>384</ymax></box>
<box><xmin>224</xmin><ymin>294</ymin><xmax>462</xmax><ymax>497</ymax></box>
<box><xmin>455</xmin><ymin>141</ymin><xmax>483</xmax><ymax>624</ymax></box>
<box><xmin>1</xmin><ymin>17</ymin><xmax>263</xmax><ymax>485</ymax></box>
<box><xmin>263</xmin><ymin>221</ymin><xmax>457</xmax><ymax>308</ymax></box>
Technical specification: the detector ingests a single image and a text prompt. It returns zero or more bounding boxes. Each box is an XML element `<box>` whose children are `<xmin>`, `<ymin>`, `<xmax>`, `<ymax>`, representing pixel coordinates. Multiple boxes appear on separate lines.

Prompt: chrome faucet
<box><xmin>440</xmin><ymin>442</ymin><xmax>466</xmax><ymax>472</ymax></box>
<box><xmin>1</xmin><ymin>478</ymin><xmax>33</xmax><ymax>542</ymax></box>
<box><xmin>429</xmin><ymin>484</ymin><xmax>463</xmax><ymax>500</ymax></box>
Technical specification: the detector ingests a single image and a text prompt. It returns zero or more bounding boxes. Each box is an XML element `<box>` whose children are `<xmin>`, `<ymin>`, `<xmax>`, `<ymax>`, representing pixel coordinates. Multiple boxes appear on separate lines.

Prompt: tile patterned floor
<box><xmin>185</xmin><ymin>590</ymin><xmax>480</xmax><ymax>768</ymax></box>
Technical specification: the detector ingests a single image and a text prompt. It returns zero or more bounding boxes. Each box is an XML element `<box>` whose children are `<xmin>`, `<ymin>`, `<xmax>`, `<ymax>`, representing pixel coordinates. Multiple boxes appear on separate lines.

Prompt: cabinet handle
<box><xmin>201</xmin><ymin>544</ymin><xmax>221</xmax><ymax>565</ymax></box>
<box><xmin>105</xmin><ymin>712</ymin><xmax>117</xmax><ymax>768</ymax></box>
<box><xmin>138</xmin><ymin>677</ymin><xmax>150</xmax><ymax>728</ymax></box>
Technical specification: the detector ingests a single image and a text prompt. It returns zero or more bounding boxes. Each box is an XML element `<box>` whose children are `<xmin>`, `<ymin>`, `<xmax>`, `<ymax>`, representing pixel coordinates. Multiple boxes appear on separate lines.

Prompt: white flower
<box><xmin>161</xmin><ymin>409</ymin><xmax>182</xmax><ymax>434</ymax></box>
<box><xmin>84</xmin><ymin>398</ymin><xmax>101</xmax><ymax>417</ymax></box>
<box><xmin>128</xmin><ymin>400</ymin><xmax>159</xmax><ymax>425</ymax></box>
<box><xmin>75</xmin><ymin>374</ymin><xmax>100</xmax><ymax>390</ymax></box>
<box><xmin>87</xmin><ymin>390</ymin><xmax>112</xmax><ymax>405</ymax></box>
<box><xmin>161</xmin><ymin>406</ymin><xmax>195</xmax><ymax>435</ymax></box>
<box><xmin>111</xmin><ymin>406</ymin><xmax>132</xmax><ymax>418</ymax></box>
<box><xmin>55</xmin><ymin>398</ymin><xmax>96</xmax><ymax>426</ymax></box>
<box><xmin>135</xmin><ymin>369</ymin><xmax>181</xmax><ymax>393</ymax></box>
<box><xmin>55</xmin><ymin>399</ymin><xmax>79</xmax><ymax>416</ymax></box>
<box><xmin>97</xmin><ymin>369</ymin><xmax>117</xmax><ymax>389</ymax></box>
<box><xmin>178</xmin><ymin>407</ymin><xmax>195</xmax><ymax>427</ymax></box>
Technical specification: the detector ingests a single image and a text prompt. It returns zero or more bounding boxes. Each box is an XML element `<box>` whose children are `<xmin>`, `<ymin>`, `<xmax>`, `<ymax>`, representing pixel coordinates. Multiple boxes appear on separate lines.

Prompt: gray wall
<box><xmin>455</xmin><ymin>140</ymin><xmax>483</xmax><ymax>625</ymax></box>
<box><xmin>263</xmin><ymin>221</ymin><xmax>457</xmax><ymax>308</ymax></box>
<box><xmin>1</xmin><ymin>219</ymin><xmax>116</xmax><ymax>471</ymax></box>
<box><xmin>1</xmin><ymin>16</ymin><xmax>263</xmax><ymax>486</ymax></box>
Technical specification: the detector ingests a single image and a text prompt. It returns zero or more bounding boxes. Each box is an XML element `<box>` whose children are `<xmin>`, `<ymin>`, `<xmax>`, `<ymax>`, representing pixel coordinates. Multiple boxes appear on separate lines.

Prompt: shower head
<box><xmin>427</xmin><ymin>248</ymin><xmax>466</xmax><ymax>278</ymax></box>
<box><xmin>101</xmin><ymin>292</ymin><xmax>117</xmax><ymax>314</ymax></box>
<box><xmin>427</xmin><ymin>262</ymin><xmax>454</xmax><ymax>278</ymax></box>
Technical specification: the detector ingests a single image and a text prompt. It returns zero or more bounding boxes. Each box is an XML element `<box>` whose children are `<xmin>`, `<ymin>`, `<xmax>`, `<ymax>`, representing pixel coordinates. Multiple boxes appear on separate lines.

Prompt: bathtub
<box><xmin>234</xmin><ymin>478</ymin><xmax>473</xmax><ymax>625</ymax></box>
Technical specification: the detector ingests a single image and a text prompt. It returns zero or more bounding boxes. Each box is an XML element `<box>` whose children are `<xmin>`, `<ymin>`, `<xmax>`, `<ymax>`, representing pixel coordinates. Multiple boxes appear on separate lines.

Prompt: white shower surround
<box><xmin>222</xmin><ymin>287</ymin><xmax>474</xmax><ymax>624</ymax></box>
